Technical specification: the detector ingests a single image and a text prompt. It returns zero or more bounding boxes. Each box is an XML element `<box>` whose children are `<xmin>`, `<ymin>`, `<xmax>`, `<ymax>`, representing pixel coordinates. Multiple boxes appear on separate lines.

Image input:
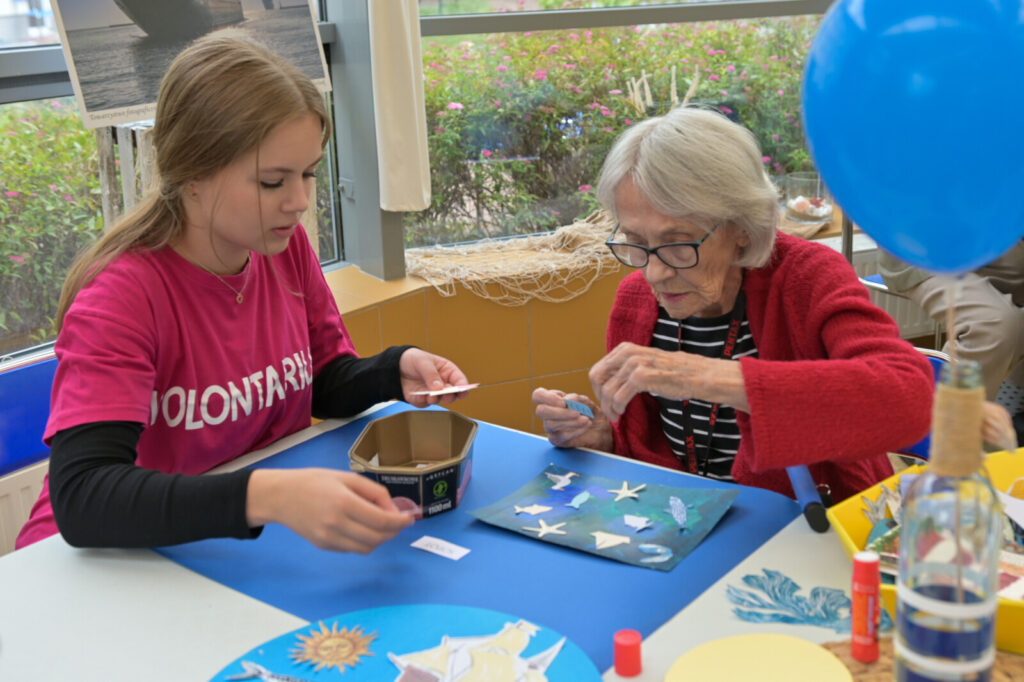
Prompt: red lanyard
<box><xmin>678</xmin><ymin>293</ymin><xmax>745</xmax><ymax>476</ymax></box>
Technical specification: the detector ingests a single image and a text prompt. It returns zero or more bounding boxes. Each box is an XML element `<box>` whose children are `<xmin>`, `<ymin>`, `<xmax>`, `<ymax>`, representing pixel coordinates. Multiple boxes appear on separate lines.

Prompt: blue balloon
<box><xmin>803</xmin><ymin>0</ymin><xmax>1024</xmax><ymax>274</ymax></box>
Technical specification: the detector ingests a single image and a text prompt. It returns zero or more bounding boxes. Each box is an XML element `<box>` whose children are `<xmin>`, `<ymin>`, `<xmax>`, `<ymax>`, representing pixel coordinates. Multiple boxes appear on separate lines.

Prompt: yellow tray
<box><xmin>826</xmin><ymin>449</ymin><xmax>1024</xmax><ymax>654</ymax></box>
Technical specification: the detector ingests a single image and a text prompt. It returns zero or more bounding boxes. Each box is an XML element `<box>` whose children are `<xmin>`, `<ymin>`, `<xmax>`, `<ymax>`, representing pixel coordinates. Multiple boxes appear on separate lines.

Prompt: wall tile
<box><xmin>529</xmin><ymin>270</ymin><xmax>626</xmax><ymax>377</ymax></box>
<box><xmin>425</xmin><ymin>286</ymin><xmax>530</xmax><ymax>385</ymax></box>
<box><xmin>324</xmin><ymin>265</ymin><xmax>427</xmax><ymax>311</ymax></box>
<box><xmin>380</xmin><ymin>291</ymin><xmax>428</xmax><ymax>350</ymax></box>
<box><xmin>342</xmin><ymin>307</ymin><xmax>382</xmax><ymax>356</ymax></box>
<box><xmin>453</xmin><ymin>378</ymin><xmax>534</xmax><ymax>434</ymax></box>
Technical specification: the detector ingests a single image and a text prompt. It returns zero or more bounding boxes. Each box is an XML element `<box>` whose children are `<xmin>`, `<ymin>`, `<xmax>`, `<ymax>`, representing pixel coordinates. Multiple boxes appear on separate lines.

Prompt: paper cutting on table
<box><xmin>726</xmin><ymin>568</ymin><xmax>895</xmax><ymax>634</ymax></box>
<box><xmin>388</xmin><ymin>617</ymin><xmax>568</xmax><ymax>681</ymax></box>
<box><xmin>566</xmin><ymin>491</ymin><xmax>592</xmax><ymax>509</ymax></box>
<box><xmin>410</xmin><ymin>383</ymin><xmax>480</xmax><ymax>397</ymax></box>
<box><xmin>624</xmin><ymin>514</ymin><xmax>653</xmax><ymax>532</ymax></box>
<box><xmin>515</xmin><ymin>503</ymin><xmax>552</xmax><ymax>515</ymax></box>
<box><xmin>209</xmin><ymin>604</ymin><xmax>602</xmax><ymax>681</ymax></box>
<box><xmin>290</xmin><ymin>621</ymin><xmax>375</xmax><ymax>672</ymax></box>
<box><xmin>665</xmin><ymin>496</ymin><xmax>691</xmax><ymax>531</ymax></box>
<box><xmin>608</xmin><ymin>481</ymin><xmax>646</xmax><ymax>502</ymax></box>
<box><xmin>470</xmin><ymin>463</ymin><xmax>738</xmax><ymax>571</ymax></box>
<box><xmin>591</xmin><ymin>531</ymin><xmax>631</xmax><ymax>550</ymax></box>
<box><xmin>524</xmin><ymin>519</ymin><xmax>568</xmax><ymax>538</ymax></box>
<box><xmin>545</xmin><ymin>470</ymin><xmax>578</xmax><ymax>490</ymax></box>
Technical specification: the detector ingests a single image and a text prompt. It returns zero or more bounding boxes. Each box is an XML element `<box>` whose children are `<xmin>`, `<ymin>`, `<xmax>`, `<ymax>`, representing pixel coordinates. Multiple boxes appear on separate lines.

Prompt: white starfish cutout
<box><xmin>522</xmin><ymin>519</ymin><xmax>567</xmax><ymax>538</ymax></box>
<box><xmin>608</xmin><ymin>480</ymin><xmax>646</xmax><ymax>502</ymax></box>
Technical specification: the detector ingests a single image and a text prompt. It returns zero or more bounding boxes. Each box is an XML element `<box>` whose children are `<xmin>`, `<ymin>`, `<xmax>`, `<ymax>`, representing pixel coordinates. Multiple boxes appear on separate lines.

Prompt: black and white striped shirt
<box><xmin>650</xmin><ymin>305</ymin><xmax>758</xmax><ymax>481</ymax></box>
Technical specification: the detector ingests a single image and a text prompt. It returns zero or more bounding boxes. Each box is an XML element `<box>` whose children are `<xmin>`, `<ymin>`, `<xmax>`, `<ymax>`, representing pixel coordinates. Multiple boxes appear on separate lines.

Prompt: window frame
<box><xmin>1</xmin><ymin>0</ymin><xmax>834</xmax><ymax>284</ymax></box>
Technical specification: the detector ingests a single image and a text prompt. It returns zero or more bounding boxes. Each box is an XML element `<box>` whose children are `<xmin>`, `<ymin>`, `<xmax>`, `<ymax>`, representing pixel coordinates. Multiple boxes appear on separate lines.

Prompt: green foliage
<box><xmin>414</xmin><ymin>15</ymin><xmax>819</xmax><ymax>246</ymax></box>
<box><xmin>419</xmin><ymin>0</ymin><xmax>494</xmax><ymax>16</ymax></box>
<box><xmin>0</xmin><ymin>98</ymin><xmax>333</xmax><ymax>357</ymax></box>
<box><xmin>0</xmin><ymin>99</ymin><xmax>103</xmax><ymax>355</ymax></box>
<box><xmin>2</xmin><ymin>14</ymin><xmax>820</xmax><ymax>351</ymax></box>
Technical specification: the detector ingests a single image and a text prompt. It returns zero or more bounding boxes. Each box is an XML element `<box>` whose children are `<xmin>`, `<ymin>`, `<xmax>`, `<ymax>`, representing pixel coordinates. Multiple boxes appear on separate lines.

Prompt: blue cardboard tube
<box><xmin>786</xmin><ymin>466</ymin><xmax>830</xmax><ymax>533</ymax></box>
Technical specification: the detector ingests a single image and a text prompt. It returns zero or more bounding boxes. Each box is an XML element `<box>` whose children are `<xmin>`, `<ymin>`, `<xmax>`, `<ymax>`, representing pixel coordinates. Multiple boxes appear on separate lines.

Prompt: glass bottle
<box><xmin>895</xmin><ymin>360</ymin><xmax>1002</xmax><ymax>682</ymax></box>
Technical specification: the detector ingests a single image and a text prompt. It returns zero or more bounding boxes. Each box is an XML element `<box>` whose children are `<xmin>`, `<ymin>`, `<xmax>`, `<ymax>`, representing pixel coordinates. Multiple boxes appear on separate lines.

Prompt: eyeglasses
<box><xmin>605</xmin><ymin>221</ymin><xmax>722</xmax><ymax>270</ymax></box>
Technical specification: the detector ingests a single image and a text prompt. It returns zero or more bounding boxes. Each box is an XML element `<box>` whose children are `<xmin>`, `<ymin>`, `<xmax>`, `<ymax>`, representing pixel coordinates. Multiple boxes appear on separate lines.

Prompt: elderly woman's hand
<box><xmin>589</xmin><ymin>342</ymin><xmax>750</xmax><ymax>422</ymax></box>
<box><xmin>532</xmin><ymin>388</ymin><xmax>613</xmax><ymax>451</ymax></box>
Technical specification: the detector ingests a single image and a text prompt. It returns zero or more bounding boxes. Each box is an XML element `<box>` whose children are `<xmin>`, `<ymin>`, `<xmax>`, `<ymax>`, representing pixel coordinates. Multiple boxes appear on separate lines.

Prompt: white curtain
<box><xmin>367</xmin><ymin>0</ymin><xmax>431</xmax><ymax>211</ymax></box>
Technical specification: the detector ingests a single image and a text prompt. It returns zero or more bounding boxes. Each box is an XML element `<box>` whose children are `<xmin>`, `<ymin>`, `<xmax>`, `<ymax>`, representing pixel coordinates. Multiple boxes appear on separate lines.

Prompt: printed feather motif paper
<box><xmin>470</xmin><ymin>463</ymin><xmax>738</xmax><ymax>571</ymax></box>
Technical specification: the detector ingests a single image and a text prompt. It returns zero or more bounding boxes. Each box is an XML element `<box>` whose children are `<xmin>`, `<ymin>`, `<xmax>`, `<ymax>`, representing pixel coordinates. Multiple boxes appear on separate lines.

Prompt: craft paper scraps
<box><xmin>209</xmin><ymin>604</ymin><xmax>601</xmax><ymax>681</ymax></box>
<box><xmin>524</xmin><ymin>519</ymin><xmax>568</xmax><ymax>538</ymax></box>
<box><xmin>545</xmin><ymin>470</ymin><xmax>578</xmax><ymax>490</ymax></box>
<box><xmin>470</xmin><ymin>463</ymin><xmax>738</xmax><ymax>571</ymax></box>
<box><xmin>608</xmin><ymin>481</ymin><xmax>646</xmax><ymax>502</ymax></box>
<box><xmin>410</xmin><ymin>383</ymin><xmax>480</xmax><ymax>397</ymax></box>
<box><xmin>565</xmin><ymin>399</ymin><xmax>594</xmax><ymax>419</ymax></box>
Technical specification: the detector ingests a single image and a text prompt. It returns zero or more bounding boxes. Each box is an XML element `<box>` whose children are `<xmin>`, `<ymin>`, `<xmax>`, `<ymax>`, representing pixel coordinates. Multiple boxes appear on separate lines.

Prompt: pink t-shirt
<box><xmin>16</xmin><ymin>225</ymin><xmax>355</xmax><ymax>547</ymax></box>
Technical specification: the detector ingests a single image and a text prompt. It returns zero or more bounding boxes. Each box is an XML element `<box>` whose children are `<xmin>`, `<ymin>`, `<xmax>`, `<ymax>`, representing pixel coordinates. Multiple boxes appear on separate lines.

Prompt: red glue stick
<box><xmin>851</xmin><ymin>550</ymin><xmax>881</xmax><ymax>663</ymax></box>
<box><xmin>613</xmin><ymin>629</ymin><xmax>642</xmax><ymax>677</ymax></box>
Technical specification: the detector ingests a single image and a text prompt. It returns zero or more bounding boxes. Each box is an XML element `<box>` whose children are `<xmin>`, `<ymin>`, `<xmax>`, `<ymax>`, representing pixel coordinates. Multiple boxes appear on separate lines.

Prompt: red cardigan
<box><xmin>607</xmin><ymin>232</ymin><xmax>933</xmax><ymax>504</ymax></box>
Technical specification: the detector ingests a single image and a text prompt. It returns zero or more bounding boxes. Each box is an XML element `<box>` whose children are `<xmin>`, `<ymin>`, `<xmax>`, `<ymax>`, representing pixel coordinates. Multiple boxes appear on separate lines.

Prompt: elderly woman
<box><xmin>533</xmin><ymin>107</ymin><xmax>934</xmax><ymax>504</ymax></box>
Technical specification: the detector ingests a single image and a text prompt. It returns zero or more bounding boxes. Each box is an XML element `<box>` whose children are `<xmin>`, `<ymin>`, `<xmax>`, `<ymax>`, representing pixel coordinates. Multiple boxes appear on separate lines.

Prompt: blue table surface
<box><xmin>158</xmin><ymin>403</ymin><xmax>800</xmax><ymax>672</ymax></box>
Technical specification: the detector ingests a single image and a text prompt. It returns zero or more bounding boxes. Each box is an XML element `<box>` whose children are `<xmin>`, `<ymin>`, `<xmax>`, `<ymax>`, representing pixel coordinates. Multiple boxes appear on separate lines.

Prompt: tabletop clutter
<box><xmin>784</xmin><ymin>171</ymin><xmax>834</xmax><ymax>223</ymax></box>
<box><xmin>348</xmin><ymin>409</ymin><xmax>477</xmax><ymax>519</ymax></box>
<box><xmin>344</xmin><ymin>404</ymin><xmax>1024</xmax><ymax>681</ymax></box>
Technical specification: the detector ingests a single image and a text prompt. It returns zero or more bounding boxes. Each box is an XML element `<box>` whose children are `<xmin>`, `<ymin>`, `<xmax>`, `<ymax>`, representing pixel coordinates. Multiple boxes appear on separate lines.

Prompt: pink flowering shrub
<box><xmin>415</xmin><ymin>14</ymin><xmax>818</xmax><ymax>245</ymax></box>
<box><xmin>0</xmin><ymin>99</ymin><xmax>103</xmax><ymax>353</ymax></box>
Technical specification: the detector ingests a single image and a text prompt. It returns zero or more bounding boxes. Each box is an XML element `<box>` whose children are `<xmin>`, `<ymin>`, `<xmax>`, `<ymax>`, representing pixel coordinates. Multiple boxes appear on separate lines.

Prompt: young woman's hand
<box><xmin>398</xmin><ymin>348</ymin><xmax>471</xmax><ymax>407</ymax></box>
<box><xmin>246</xmin><ymin>468</ymin><xmax>413</xmax><ymax>553</ymax></box>
<box><xmin>532</xmin><ymin>387</ymin><xmax>613</xmax><ymax>452</ymax></box>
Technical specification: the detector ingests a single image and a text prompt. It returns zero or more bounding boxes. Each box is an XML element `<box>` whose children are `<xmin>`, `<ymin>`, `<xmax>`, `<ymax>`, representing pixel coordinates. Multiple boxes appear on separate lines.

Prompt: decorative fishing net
<box><xmin>405</xmin><ymin>211</ymin><xmax>622</xmax><ymax>307</ymax></box>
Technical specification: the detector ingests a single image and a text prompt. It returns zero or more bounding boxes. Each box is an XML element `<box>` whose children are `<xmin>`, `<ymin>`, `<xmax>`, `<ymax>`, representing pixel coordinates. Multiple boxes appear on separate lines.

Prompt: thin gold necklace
<box><xmin>202</xmin><ymin>256</ymin><xmax>251</xmax><ymax>304</ymax></box>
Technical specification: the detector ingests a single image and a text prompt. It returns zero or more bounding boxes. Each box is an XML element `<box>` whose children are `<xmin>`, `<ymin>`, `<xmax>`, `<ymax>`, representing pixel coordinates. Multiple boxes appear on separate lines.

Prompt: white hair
<box><xmin>596</xmin><ymin>106</ymin><xmax>778</xmax><ymax>268</ymax></box>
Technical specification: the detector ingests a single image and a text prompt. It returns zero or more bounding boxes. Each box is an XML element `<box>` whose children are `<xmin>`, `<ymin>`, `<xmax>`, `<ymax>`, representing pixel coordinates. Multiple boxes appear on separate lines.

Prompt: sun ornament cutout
<box><xmin>290</xmin><ymin>621</ymin><xmax>376</xmax><ymax>672</ymax></box>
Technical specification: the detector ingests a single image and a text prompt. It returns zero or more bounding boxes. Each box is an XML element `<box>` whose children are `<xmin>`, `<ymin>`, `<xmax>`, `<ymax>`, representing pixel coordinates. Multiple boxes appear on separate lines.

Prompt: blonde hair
<box><xmin>56</xmin><ymin>35</ymin><xmax>330</xmax><ymax>328</ymax></box>
<box><xmin>596</xmin><ymin>106</ymin><xmax>778</xmax><ymax>268</ymax></box>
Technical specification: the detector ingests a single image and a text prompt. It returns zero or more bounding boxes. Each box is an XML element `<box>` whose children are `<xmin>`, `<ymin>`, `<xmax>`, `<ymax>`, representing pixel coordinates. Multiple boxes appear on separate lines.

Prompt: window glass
<box><xmin>1</xmin><ymin>96</ymin><xmax>102</xmax><ymax>356</ymax></box>
<box><xmin>315</xmin><ymin>93</ymin><xmax>339</xmax><ymax>261</ymax></box>
<box><xmin>0</xmin><ymin>93</ymin><xmax>338</xmax><ymax>358</ymax></box>
<box><xmin>0</xmin><ymin>0</ymin><xmax>59</xmax><ymax>47</ymax></box>
<box><xmin>412</xmin><ymin>16</ymin><xmax>817</xmax><ymax>246</ymax></box>
<box><xmin>0</xmin><ymin>1</ymin><xmax>322</xmax><ymax>49</ymax></box>
<box><xmin>420</xmin><ymin>0</ymin><xmax>728</xmax><ymax>16</ymax></box>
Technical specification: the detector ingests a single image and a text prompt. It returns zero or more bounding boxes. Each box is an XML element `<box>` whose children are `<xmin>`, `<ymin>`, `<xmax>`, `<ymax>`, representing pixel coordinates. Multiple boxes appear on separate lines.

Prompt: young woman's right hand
<box><xmin>532</xmin><ymin>387</ymin><xmax>613</xmax><ymax>452</ymax></box>
<box><xmin>245</xmin><ymin>468</ymin><xmax>414</xmax><ymax>553</ymax></box>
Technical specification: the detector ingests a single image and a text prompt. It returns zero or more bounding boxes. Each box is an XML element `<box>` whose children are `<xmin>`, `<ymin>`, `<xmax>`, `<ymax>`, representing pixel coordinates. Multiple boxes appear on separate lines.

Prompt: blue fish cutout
<box><xmin>637</xmin><ymin>543</ymin><xmax>673</xmax><ymax>563</ymax></box>
<box><xmin>566</xmin><ymin>490</ymin><xmax>592</xmax><ymax>509</ymax></box>
<box><xmin>665</xmin><ymin>496</ymin><xmax>689</xmax><ymax>531</ymax></box>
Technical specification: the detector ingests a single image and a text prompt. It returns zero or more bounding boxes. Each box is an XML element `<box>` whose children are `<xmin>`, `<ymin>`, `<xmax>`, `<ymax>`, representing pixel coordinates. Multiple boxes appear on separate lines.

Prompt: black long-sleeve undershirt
<box><xmin>48</xmin><ymin>346</ymin><xmax>412</xmax><ymax>548</ymax></box>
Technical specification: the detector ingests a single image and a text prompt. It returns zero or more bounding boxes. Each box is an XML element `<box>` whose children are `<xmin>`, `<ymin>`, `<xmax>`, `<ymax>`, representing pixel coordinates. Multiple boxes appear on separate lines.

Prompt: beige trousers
<box><xmin>906</xmin><ymin>241</ymin><xmax>1024</xmax><ymax>400</ymax></box>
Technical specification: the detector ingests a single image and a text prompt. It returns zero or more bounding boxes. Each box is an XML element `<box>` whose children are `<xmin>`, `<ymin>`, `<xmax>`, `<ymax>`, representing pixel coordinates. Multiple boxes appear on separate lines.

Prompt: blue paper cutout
<box><xmin>470</xmin><ymin>463</ymin><xmax>738</xmax><ymax>571</ymax></box>
<box><xmin>565</xmin><ymin>399</ymin><xmax>594</xmax><ymax>419</ymax></box>
<box><xmin>726</xmin><ymin>568</ymin><xmax>894</xmax><ymax>633</ymax></box>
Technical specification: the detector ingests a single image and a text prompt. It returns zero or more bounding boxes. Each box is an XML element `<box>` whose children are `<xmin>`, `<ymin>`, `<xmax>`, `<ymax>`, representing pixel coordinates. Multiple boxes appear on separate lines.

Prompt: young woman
<box><xmin>17</xmin><ymin>36</ymin><xmax>469</xmax><ymax>553</ymax></box>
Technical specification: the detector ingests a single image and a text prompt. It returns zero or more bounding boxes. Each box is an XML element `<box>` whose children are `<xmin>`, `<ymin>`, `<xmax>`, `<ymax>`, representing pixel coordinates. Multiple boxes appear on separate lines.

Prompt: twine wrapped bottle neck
<box><xmin>928</xmin><ymin>360</ymin><xmax>985</xmax><ymax>477</ymax></box>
